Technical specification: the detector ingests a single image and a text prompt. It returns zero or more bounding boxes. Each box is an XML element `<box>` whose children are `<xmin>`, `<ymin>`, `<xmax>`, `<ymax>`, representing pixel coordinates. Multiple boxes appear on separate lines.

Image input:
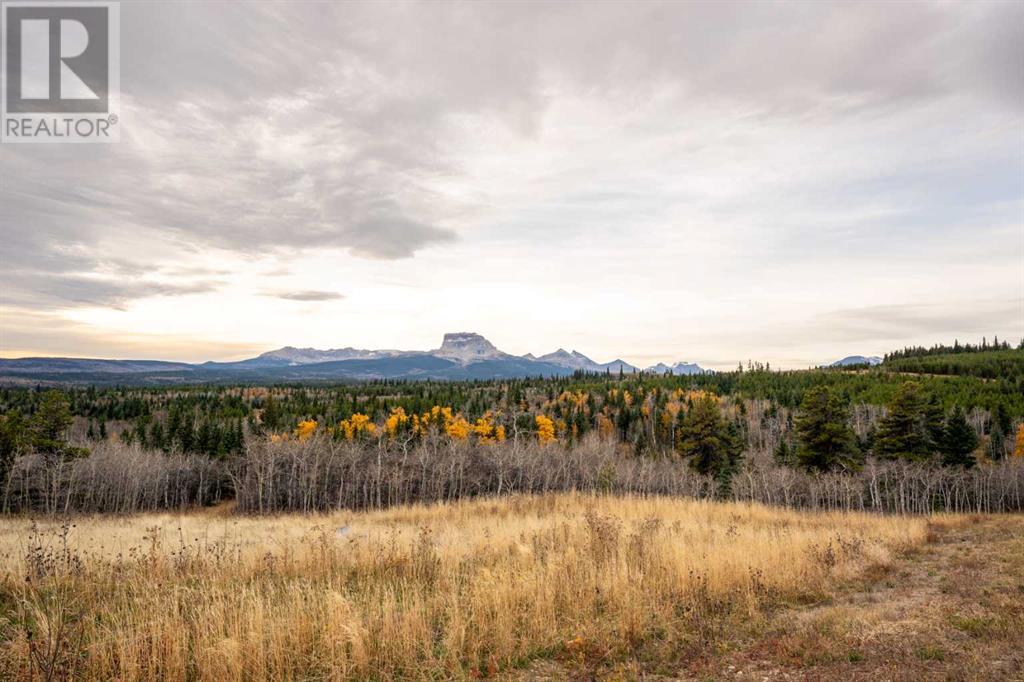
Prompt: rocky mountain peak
<box><xmin>434</xmin><ymin>332</ymin><xmax>504</xmax><ymax>363</ymax></box>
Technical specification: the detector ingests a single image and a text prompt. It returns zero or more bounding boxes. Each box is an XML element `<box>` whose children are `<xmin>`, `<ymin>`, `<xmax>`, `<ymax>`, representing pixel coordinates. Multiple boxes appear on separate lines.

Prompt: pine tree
<box><xmin>993</xmin><ymin>404</ymin><xmax>1012</xmax><ymax>438</ymax></box>
<box><xmin>0</xmin><ymin>412</ymin><xmax>29</xmax><ymax>486</ymax></box>
<box><xmin>676</xmin><ymin>395</ymin><xmax>742</xmax><ymax>478</ymax></box>
<box><xmin>874</xmin><ymin>383</ymin><xmax>931</xmax><ymax>461</ymax></box>
<box><xmin>773</xmin><ymin>438</ymin><xmax>795</xmax><ymax>466</ymax></box>
<box><xmin>150</xmin><ymin>420</ymin><xmax>165</xmax><ymax>451</ymax></box>
<box><xmin>30</xmin><ymin>390</ymin><xmax>74</xmax><ymax>456</ymax></box>
<box><xmin>261</xmin><ymin>395</ymin><xmax>283</xmax><ymax>432</ymax></box>
<box><xmin>941</xmin><ymin>407</ymin><xmax>978</xmax><ymax>468</ymax></box>
<box><xmin>923</xmin><ymin>396</ymin><xmax>945</xmax><ymax>452</ymax></box>
<box><xmin>793</xmin><ymin>386</ymin><xmax>858</xmax><ymax>471</ymax></box>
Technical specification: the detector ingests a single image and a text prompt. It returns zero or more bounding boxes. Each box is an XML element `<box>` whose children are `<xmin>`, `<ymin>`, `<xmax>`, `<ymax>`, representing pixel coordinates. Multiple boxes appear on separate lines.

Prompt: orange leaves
<box><xmin>268</xmin><ymin>419</ymin><xmax>316</xmax><ymax>443</ymax></box>
<box><xmin>472</xmin><ymin>413</ymin><xmax>504</xmax><ymax>445</ymax></box>
<box><xmin>536</xmin><ymin>414</ymin><xmax>556</xmax><ymax>444</ymax></box>
<box><xmin>415</xmin><ymin>405</ymin><xmax>500</xmax><ymax>444</ymax></box>
<box><xmin>445</xmin><ymin>415</ymin><xmax>471</xmax><ymax>441</ymax></box>
<box><xmin>339</xmin><ymin>413</ymin><xmax>376</xmax><ymax>440</ymax></box>
<box><xmin>556</xmin><ymin>390</ymin><xmax>589</xmax><ymax>410</ymax></box>
<box><xmin>684</xmin><ymin>389</ymin><xmax>719</xmax><ymax>405</ymax></box>
<box><xmin>385</xmin><ymin>407</ymin><xmax>409</xmax><ymax>437</ymax></box>
<box><xmin>1014</xmin><ymin>424</ymin><xmax>1024</xmax><ymax>459</ymax></box>
<box><xmin>295</xmin><ymin>420</ymin><xmax>317</xmax><ymax>441</ymax></box>
<box><xmin>304</xmin><ymin>405</ymin><xmax>514</xmax><ymax>445</ymax></box>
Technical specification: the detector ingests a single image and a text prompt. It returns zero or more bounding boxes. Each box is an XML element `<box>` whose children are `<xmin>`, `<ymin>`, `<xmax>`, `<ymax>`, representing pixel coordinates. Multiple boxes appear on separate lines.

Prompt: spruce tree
<box><xmin>923</xmin><ymin>396</ymin><xmax>945</xmax><ymax>452</ymax></box>
<box><xmin>676</xmin><ymin>395</ymin><xmax>742</xmax><ymax>478</ymax></box>
<box><xmin>993</xmin><ymin>404</ymin><xmax>1012</xmax><ymax>439</ymax></box>
<box><xmin>0</xmin><ymin>412</ymin><xmax>29</xmax><ymax>486</ymax></box>
<box><xmin>941</xmin><ymin>407</ymin><xmax>977</xmax><ymax>468</ymax></box>
<box><xmin>30</xmin><ymin>390</ymin><xmax>74</xmax><ymax>456</ymax></box>
<box><xmin>793</xmin><ymin>386</ymin><xmax>858</xmax><ymax>471</ymax></box>
<box><xmin>874</xmin><ymin>382</ymin><xmax>931</xmax><ymax>461</ymax></box>
<box><xmin>261</xmin><ymin>395</ymin><xmax>283</xmax><ymax>432</ymax></box>
<box><xmin>773</xmin><ymin>438</ymin><xmax>795</xmax><ymax>466</ymax></box>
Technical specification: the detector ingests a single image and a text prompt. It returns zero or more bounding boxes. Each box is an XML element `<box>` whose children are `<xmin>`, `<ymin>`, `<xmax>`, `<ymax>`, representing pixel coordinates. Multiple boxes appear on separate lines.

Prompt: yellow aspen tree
<box><xmin>472</xmin><ymin>413</ymin><xmax>497</xmax><ymax>444</ymax></box>
<box><xmin>295</xmin><ymin>420</ymin><xmax>317</xmax><ymax>441</ymax></box>
<box><xmin>445</xmin><ymin>415</ymin><xmax>471</xmax><ymax>441</ymax></box>
<box><xmin>536</xmin><ymin>414</ymin><xmax>556</xmax><ymax>444</ymax></box>
<box><xmin>385</xmin><ymin>407</ymin><xmax>409</xmax><ymax>437</ymax></box>
<box><xmin>339</xmin><ymin>413</ymin><xmax>375</xmax><ymax>440</ymax></box>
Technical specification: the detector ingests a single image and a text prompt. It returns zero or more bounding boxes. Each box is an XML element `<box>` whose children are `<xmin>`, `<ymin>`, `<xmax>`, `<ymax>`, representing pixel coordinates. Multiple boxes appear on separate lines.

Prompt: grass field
<box><xmin>0</xmin><ymin>496</ymin><xmax>1019</xmax><ymax>680</ymax></box>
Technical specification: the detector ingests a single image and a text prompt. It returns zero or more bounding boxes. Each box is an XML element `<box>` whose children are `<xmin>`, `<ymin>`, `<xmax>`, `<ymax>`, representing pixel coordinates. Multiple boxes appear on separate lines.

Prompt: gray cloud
<box><xmin>1</xmin><ymin>0</ymin><xmax>1019</xmax><ymax>360</ymax></box>
<box><xmin>261</xmin><ymin>290</ymin><xmax>346</xmax><ymax>302</ymax></box>
<box><xmin>1</xmin><ymin>272</ymin><xmax>221</xmax><ymax>310</ymax></box>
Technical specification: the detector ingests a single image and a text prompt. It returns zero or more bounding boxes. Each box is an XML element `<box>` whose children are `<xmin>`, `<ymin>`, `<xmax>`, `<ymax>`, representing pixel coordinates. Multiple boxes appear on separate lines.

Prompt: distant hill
<box><xmin>0</xmin><ymin>333</ymin><xmax>709</xmax><ymax>385</ymax></box>
<box><xmin>830</xmin><ymin>355</ymin><xmax>883</xmax><ymax>367</ymax></box>
<box><xmin>882</xmin><ymin>348</ymin><xmax>1024</xmax><ymax>382</ymax></box>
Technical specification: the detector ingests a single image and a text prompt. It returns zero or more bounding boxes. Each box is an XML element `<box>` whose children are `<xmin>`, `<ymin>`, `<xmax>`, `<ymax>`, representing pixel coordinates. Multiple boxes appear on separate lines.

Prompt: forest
<box><xmin>0</xmin><ymin>342</ymin><xmax>1021</xmax><ymax>515</ymax></box>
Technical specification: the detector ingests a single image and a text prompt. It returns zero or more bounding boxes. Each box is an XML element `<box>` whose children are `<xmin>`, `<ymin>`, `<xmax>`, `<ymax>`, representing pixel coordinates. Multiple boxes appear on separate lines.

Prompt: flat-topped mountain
<box><xmin>433</xmin><ymin>332</ymin><xmax>507</xmax><ymax>364</ymax></box>
<box><xmin>0</xmin><ymin>332</ymin><xmax>707</xmax><ymax>384</ymax></box>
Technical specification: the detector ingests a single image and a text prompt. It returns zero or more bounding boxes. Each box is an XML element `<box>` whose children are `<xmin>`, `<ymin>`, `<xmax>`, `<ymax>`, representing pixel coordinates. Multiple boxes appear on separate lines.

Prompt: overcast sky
<box><xmin>1</xmin><ymin>0</ymin><xmax>1022</xmax><ymax>369</ymax></box>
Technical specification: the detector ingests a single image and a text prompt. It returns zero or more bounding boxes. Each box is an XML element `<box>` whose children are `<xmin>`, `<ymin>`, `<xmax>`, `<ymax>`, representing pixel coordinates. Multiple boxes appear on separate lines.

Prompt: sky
<box><xmin>1</xmin><ymin>0</ymin><xmax>1022</xmax><ymax>370</ymax></box>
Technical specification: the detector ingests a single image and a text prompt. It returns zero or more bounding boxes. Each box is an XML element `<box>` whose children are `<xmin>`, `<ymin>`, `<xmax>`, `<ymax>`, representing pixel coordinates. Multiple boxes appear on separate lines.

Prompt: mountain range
<box><xmin>0</xmin><ymin>332</ymin><xmax>710</xmax><ymax>385</ymax></box>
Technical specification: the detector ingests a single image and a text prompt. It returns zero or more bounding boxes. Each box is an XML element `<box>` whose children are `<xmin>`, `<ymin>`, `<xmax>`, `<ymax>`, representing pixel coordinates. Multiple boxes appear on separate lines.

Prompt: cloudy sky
<box><xmin>1</xmin><ymin>0</ymin><xmax>1021</xmax><ymax>369</ymax></box>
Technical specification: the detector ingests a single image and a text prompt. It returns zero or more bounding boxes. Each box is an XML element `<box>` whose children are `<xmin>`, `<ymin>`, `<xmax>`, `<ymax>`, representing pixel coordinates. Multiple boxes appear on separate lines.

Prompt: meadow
<box><xmin>0</xmin><ymin>493</ymin><xmax>937</xmax><ymax>680</ymax></box>
<box><xmin>1</xmin><ymin>348</ymin><xmax>1022</xmax><ymax>679</ymax></box>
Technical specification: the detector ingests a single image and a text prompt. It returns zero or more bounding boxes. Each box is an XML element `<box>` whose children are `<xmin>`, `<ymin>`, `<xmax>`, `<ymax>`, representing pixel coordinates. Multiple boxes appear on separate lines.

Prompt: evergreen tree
<box><xmin>773</xmin><ymin>438</ymin><xmax>795</xmax><ymax>466</ymax></box>
<box><xmin>988</xmin><ymin>424</ymin><xmax>1006</xmax><ymax>461</ymax></box>
<box><xmin>30</xmin><ymin>390</ymin><xmax>74</xmax><ymax>456</ymax></box>
<box><xmin>941</xmin><ymin>406</ymin><xmax>977</xmax><ymax>468</ymax></box>
<box><xmin>261</xmin><ymin>395</ymin><xmax>283</xmax><ymax>432</ymax></box>
<box><xmin>676</xmin><ymin>395</ymin><xmax>742</xmax><ymax>478</ymax></box>
<box><xmin>793</xmin><ymin>386</ymin><xmax>858</xmax><ymax>471</ymax></box>
<box><xmin>923</xmin><ymin>395</ymin><xmax>945</xmax><ymax>452</ymax></box>
<box><xmin>993</xmin><ymin>404</ymin><xmax>1012</xmax><ymax>438</ymax></box>
<box><xmin>150</xmin><ymin>420</ymin><xmax>165</xmax><ymax>451</ymax></box>
<box><xmin>0</xmin><ymin>412</ymin><xmax>29</xmax><ymax>486</ymax></box>
<box><xmin>719</xmin><ymin>418</ymin><xmax>745</xmax><ymax>489</ymax></box>
<box><xmin>874</xmin><ymin>382</ymin><xmax>931</xmax><ymax>461</ymax></box>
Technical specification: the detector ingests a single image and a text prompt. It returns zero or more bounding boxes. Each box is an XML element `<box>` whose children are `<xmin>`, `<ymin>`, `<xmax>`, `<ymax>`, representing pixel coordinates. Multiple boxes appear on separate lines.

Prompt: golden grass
<box><xmin>0</xmin><ymin>494</ymin><xmax>927</xmax><ymax>680</ymax></box>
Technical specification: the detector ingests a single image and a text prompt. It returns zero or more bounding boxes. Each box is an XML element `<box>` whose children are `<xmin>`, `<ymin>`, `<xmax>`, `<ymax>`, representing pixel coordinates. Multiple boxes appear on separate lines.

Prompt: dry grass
<box><xmin>0</xmin><ymin>495</ymin><xmax>927</xmax><ymax>680</ymax></box>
